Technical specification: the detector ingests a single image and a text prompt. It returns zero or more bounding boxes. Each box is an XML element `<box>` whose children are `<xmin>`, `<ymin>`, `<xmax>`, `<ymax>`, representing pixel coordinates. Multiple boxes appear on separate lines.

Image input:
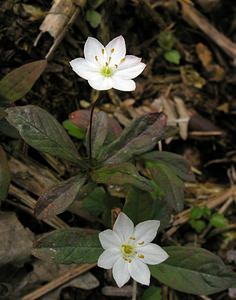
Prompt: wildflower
<box><xmin>70</xmin><ymin>36</ymin><xmax>146</xmax><ymax>91</ymax></box>
<box><xmin>97</xmin><ymin>212</ymin><xmax>169</xmax><ymax>287</ymax></box>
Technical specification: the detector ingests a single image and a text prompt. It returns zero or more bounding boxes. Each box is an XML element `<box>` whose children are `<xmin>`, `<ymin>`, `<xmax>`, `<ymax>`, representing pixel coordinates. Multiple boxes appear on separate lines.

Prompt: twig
<box><xmin>22</xmin><ymin>263</ymin><xmax>96</xmax><ymax>300</ymax></box>
<box><xmin>181</xmin><ymin>1</ymin><xmax>236</xmax><ymax>64</ymax></box>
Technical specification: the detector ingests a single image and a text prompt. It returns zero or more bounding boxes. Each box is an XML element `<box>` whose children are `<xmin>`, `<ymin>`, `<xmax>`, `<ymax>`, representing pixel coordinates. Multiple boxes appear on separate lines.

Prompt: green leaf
<box><xmin>164</xmin><ymin>50</ymin><xmax>181</xmax><ymax>65</ymax></box>
<box><xmin>190</xmin><ymin>206</ymin><xmax>204</xmax><ymax>220</ymax></box>
<box><xmin>210</xmin><ymin>213</ymin><xmax>228</xmax><ymax>228</ymax></box>
<box><xmin>0</xmin><ymin>146</ymin><xmax>11</xmax><ymax>204</ymax></box>
<box><xmin>150</xmin><ymin>246</ymin><xmax>236</xmax><ymax>295</ymax></box>
<box><xmin>123</xmin><ymin>187</ymin><xmax>171</xmax><ymax>230</ymax></box>
<box><xmin>98</xmin><ymin>113</ymin><xmax>167</xmax><ymax>165</ymax></box>
<box><xmin>6</xmin><ymin>105</ymin><xmax>80</xmax><ymax>163</ymax></box>
<box><xmin>86</xmin><ymin>10</ymin><xmax>102</xmax><ymax>28</ymax></box>
<box><xmin>0</xmin><ymin>60</ymin><xmax>47</xmax><ymax>105</ymax></box>
<box><xmin>148</xmin><ymin>163</ymin><xmax>184</xmax><ymax>212</ymax></box>
<box><xmin>35</xmin><ymin>174</ymin><xmax>87</xmax><ymax>219</ymax></box>
<box><xmin>63</xmin><ymin>120</ymin><xmax>85</xmax><ymax>139</ymax></box>
<box><xmin>142</xmin><ymin>286</ymin><xmax>162</xmax><ymax>300</ymax></box>
<box><xmin>33</xmin><ymin>229</ymin><xmax>103</xmax><ymax>264</ymax></box>
<box><xmin>190</xmin><ymin>219</ymin><xmax>206</xmax><ymax>233</ymax></box>
<box><xmin>82</xmin><ymin>187</ymin><xmax>107</xmax><ymax>216</ymax></box>
<box><xmin>91</xmin><ymin>162</ymin><xmax>153</xmax><ymax>192</ymax></box>
<box><xmin>85</xmin><ymin>111</ymin><xmax>109</xmax><ymax>158</ymax></box>
<box><xmin>0</xmin><ymin>119</ymin><xmax>20</xmax><ymax>138</ymax></box>
<box><xmin>141</xmin><ymin>151</ymin><xmax>195</xmax><ymax>182</ymax></box>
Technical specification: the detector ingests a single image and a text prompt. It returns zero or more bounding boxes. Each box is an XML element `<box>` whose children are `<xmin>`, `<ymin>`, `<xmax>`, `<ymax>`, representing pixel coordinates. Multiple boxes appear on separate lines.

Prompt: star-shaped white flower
<box><xmin>97</xmin><ymin>212</ymin><xmax>169</xmax><ymax>287</ymax></box>
<box><xmin>69</xmin><ymin>36</ymin><xmax>146</xmax><ymax>91</ymax></box>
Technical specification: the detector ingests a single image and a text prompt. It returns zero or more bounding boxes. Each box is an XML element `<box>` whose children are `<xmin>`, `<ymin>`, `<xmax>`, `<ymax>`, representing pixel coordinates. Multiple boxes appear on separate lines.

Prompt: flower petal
<box><xmin>116</xmin><ymin>62</ymin><xmax>146</xmax><ymax>79</ymax></box>
<box><xmin>134</xmin><ymin>220</ymin><xmax>160</xmax><ymax>244</ymax></box>
<box><xmin>137</xmin><ymin>243</ymin><xmax>169</xmax><ymax>265</ymax></box>
<box><xmin>118</xmin><ymin>55</ymin><xmax>142</xmax><ymax>69</ymax></box>
<box><xmin>88</xmin><ymin>77</ymin><xmax>113</xmax><ymax>90</ymax></box>
<box><xmin>99</xmin><ymin>229</ymin><xmax>121</xmax><ymax>249</ymax></box>
<box><xmin>84</xmin><ymin>37</ymin><xmax>107</xmax><ymax>65</ymax></box>
<box><xmin>113</xmin><ymin>212</ymin><xmax>134</xmax><ymax>242</ymax></box>
<box><xmin>97</xmin><ymin>248</ymin><xmax>121</xmax><ymax>269</ymax></box>
<box><xmin>128</xmin><ymin>259</ymin><xmax>150</xmax><ymax>286</ymax></box>
<box><xmin>105</xmin><ymin>36</ymin><xmax>126</xmax><ymax>66</ymax></box>
<box><xmin>111</xmin><ymin>76</ymin><xmax>136</xmax><ymax>92</ymax></box>
<box><xmin>112</xmin><ymin>257</ymin><xmax>130</xmax><ymax>287</ymax></box>
<box><xmin>70</xmin><ymin>58</ymin><xmax>100</xmax><ymax>80</ymax></box>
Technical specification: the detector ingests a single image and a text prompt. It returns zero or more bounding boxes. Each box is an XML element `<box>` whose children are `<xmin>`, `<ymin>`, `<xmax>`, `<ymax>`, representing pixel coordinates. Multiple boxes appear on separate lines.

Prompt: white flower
<box><xmin>97</xmin><ymin>212</ymin><xmax>169</xmax><ymax>288</ymax></box>
<box><xmin>69</xmin><ymin>36</ymin><xmax>146</xmax><ymax>91</ymax></box>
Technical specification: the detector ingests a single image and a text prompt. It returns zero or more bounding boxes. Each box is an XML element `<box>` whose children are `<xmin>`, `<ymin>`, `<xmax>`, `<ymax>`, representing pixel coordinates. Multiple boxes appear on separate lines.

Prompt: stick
<box><xmin>22</xmin><ymin>263</ymin><xmax>96</xmax><ymax>300</ymax></box>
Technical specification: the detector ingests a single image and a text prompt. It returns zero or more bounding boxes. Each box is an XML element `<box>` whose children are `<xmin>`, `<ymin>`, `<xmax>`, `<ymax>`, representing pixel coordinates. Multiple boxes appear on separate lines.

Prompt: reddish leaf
<box><xmin>0</xmin><ymin>60</ymin><xmax>47</xmax><ymax>104</ymax></box>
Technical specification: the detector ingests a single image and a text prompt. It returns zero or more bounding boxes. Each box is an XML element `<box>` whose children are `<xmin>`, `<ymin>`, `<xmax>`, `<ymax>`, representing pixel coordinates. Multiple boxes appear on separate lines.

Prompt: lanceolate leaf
<box><xmin>33</xmin><ymin>229</ymin><xmax>103</xmax><ymax>264</ymax></box>
<box><xmin>0</xmin><ymin>146</ymin><xmax>11</xmax><ymax>204</ymax></box>
<box><xmin>148</xmin><ymin>163</ymin><xmax>184</xmax><ymax>212</ymax></box>
<box><xmin>150</xmin><ymin>246</ymin><xmax>236</xmax><ymax>295</ymax></box>
<box><xmin>98</xmin><ymin>112</ymin><xmax>167</xmax><ymax>164</ymax></box>
<box><xmin>6</xmin><ymin>105</ymin><xmax>80</xmax><ymax>163</ymax></box>
<box><xmin>85</xmin><ymin>111</ymin><xmax>109</xmax><ymax>158</ymax></box>
<box><xmin>142</xmin><ymin>151</ymin><xmax>195</xmax><ymax>182</ymax></box>
<box><xmin>35</xmin><ymin>174</ymin><xmax>87</xmax><ymax>219</ymax></box>
<box><xmin>0</xmin><ymin>60</ymin><xmax>47</xmax><ymax>104</ymax></box>
<box><xmin>91</xmin><ymin>163</ymin><xmax>153</xmax><ymax>192</ymax></box>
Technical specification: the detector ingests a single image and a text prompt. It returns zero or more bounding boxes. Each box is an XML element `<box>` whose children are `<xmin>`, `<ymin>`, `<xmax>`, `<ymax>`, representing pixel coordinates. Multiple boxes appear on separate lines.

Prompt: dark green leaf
<box><xmin>6</xmin><ymin>105</ymin><xmax>80</xmax><ymax>163</ymax></box>
<box><xmin>33</xmin><ymin>229</ymin><xmax>103</xmax><ymax>264</ymax></box>
<box><xmin>142</xmin><ymin>286</ymin><xmax>162</xmax><ymax>300</ymax></box>
<box><xmin>0</xmin><ymin>146</ymin><xmax>11</xmax><ymax>203</ymax></box>
<box><xmin>158</xmin><ymin>31</ymin><xmax>176</xmax><ymax>51</ymax></box>
<box><xmin>63</xmin><ymin>120</ymin><xmax>86</xmax><ymax>139</ymax></box>
<box><xmin>98</xmin><ymin>113</ymin><xmax>167</xmax><ymax>165</ymax></box>
<box><xmin>124</xmin><ymin>187</ymin><xmax>171</xmax><ymax>231</ymax></box>
<box><xmin>0</xmin><ymin>60</ymin><xmax>47</xmax><ymax>104</ymax></box>
<box><xmin>35</xmin><ymin>174</ymin><xmax>87</xmax><ymax>219</ymax></box>
<box><xmin>141</xmin><ymin>151</ymin><xmax>195</xmax><ymax>182</ymax></box>
<box><xmin>0</xmin><ymin>119</ymin><xmax>20</xmax><ymax>138</ymax></box>
<box><xmin>91</xmin><ymin>163</ymin><xmax>153</xmax><ymax>192</ymax></box>
<box><xmin>210</xmin><ymin>213</ymin><xmax>228</xmax><ymax>228</ymax></box>
<box><xmin>85</xmin><ymin>111</ymin><xmax>108</xmax><ymax>158</ymax></box>
<box><xmin>86</xmin><ymin>9</ymin><xmax>102</xmax><ymax>28</ymax></box>
<box><xmin>148</xmin><ymin>163</ymin><xmax>184</xmax><ymax>212</ymax></box>
<box><xmin>164</xmin><ymin>50</ymin><xmax>181</xmax><ymax>65</ymax></box>
<box><xmin>190</xmin><ymin>206</ymin><xmax>204</xmax><ymax>220</ymax></box>
<box><xmin>150</xmin><ymin>246</ymin><xmax>236</xmax><ymax>295</ymax></box>
<box><xmin>82</xmin><ymin>187</ymin><xmax>107</xmax><ymax>216</ymax></box>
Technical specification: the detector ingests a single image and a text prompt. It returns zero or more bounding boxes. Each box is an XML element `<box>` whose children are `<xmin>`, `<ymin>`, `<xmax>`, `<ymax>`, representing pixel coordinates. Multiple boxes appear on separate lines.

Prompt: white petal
<box><xmin>99</xmin><ymin>229</ymin><xmax>121</xmax><ymax>249</ymax></box>
<box><xmin>105</xmin><ymin>36</ymin><xmax>126</xmax><ymax>66</ymax></box>
<box><xmin>111</xmin><ymin>76</ymin><xmax>136</xmax><ymax>92</ymax></box>
<box><xmin>137</xmin><ymin>243</ymin><xmax>169</xmax><ymax>265</ymax></box>
<box><xmin>134</xmin><ymin>220</ymin><xmax>160</xmax><ymax>244</ymax></box>
<box><xmin>113</xmin><ymin>212</ymin><xmax>134</xmax><ymax>242</ymax></box>
<box><xmin>128</xmin><ymin>259</ymin><xmax>150</xmax><ymax>286</ymax></box>
<box><xmin>84</xmin><ymin>37</ymin><xmax>107</xmax><ymax>65</ymax></box>
<box><xmin>118</xmin><ymin>55</ymin><xmax>142</xmax><ymax>70</ymax></box>
<box><xmin>112</xmin><ymin>257</ymin><xmax>130</xmax><ymax>287</ymax></box>
<box><xmin>97</xmin><ymin>248</ymin><xmax>121</xmax><ymax>269</ymax></box>
<box><xmin>69</xmin><ymin>58</ymin><xmax>100</xmax><ymax>80</ymax></box>
<box><xmin>88</xmin><ymin>76</ymin><xmax>113</xmax><ymax>90</ymax></box>
<box><xmin>116</xmin><ymin>62</ymin><xmax>146</xmax><ymax>79</ymax></box>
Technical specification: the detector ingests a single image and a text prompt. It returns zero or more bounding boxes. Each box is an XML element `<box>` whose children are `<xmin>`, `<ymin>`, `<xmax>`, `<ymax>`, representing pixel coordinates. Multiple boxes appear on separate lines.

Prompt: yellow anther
<box><xmin>138</xmin><ymin>254</ymin><xmax>144</xmax><ymax>259</ymax></box>
<box><xmin>95</xmin><ymin>55</ymin><xmax>98</xmax><ymax>61</ymax></box>
<box><xmin>105</xmin><ymin>62</ymin><xmax>108</xmax><ymax>66</ymax></box>
<box><xmin>138</xmin><ymin>241</ymin><xmax>144</xmax><ymax>245</ymax></box>
<box><xmin>120</xmin><ymin>57</ymin><xmax>125</xmax><ymax>63</ymax></box>
<box><xmin>111</xmin><ymin>48</ymin><xmax>115</xmax><ymax>53</ymax></box>
<box><xmin>128</xmin><ymin>259</ymin><xmax>132</xmax><ymax>263</ymax></box>
<box><xmin>115</xmin><ymin>64</ymin><xmax>118</xmax><ymax>69</ymax></box>
<box><xmin>108</xmin><ymin>56</ymin><xmax>112</xmax><ymax>62</ymax></box>
<box><xmin>129</xmin><ymin>236</ymin><xmax>136</xmax><ymax>240</ymax></box>
<box><xmin>102</xmin><ymin>49</ymin><xmax>105</xmax><ymax>54</ymax></box>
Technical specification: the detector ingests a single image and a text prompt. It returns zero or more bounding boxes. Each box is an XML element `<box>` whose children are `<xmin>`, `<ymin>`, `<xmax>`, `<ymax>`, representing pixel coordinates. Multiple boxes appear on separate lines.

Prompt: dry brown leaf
<box><xmin>174</xmin><ymin>96</ymin><xmax>190</xmax><ymax>140</ymax></box>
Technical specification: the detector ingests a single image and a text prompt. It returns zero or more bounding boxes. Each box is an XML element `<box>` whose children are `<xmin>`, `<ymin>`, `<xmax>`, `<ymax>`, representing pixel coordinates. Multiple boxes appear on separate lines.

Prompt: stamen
<box><xmin>115</xmin><ymin>64</ymin><xmax>118</xmax><ymax>69</ymax></box>
<box><xmin>111</xmin><ymin>48</ymin><xmax>115</xmax><ymax>53</ymax></box>
<box><xmin>138</xmin><ymin>241</ymin><xmax>144</xmax><ymax>245</ymax></box>
<box><xmin>129</xmin><ymin>236</ymin><xmax>136</xmax><ymax>240</ymax></box>
<box><xmin>138</xmin><ymin>254</ymin><xmax>144</xmax><ymax>259</ymax></box>
<box><xmin>102</xmin><ymin>49</ymin><xmax>105</xmax><ymax>54</ymax></box>
<box><xmin>95</xmin><ymin>56</ymin><xmax>98</xmax><ymax>61</ymax></box>
<box><xmin>120</xmin><ymin>57</ymin><xmax>125</xmax><ymax>63</ymax></box>
<box><xmin>108</xmin><ymin>56</ymin><xmax>112</xmax><ymax>63</ymax></box>
<box><xmin>128</xmin><ymin>259</ymin><xmax>132</xmax><ymax>263</ymax></box>
<box><xmin>105</xmin><ymin>62</ymin><xmax>108</xmax><ymax>66</ymax></box>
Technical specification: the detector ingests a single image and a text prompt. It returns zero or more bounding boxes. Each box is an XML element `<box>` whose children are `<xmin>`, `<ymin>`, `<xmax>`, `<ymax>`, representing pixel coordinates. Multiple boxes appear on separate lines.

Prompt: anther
<box><xmin>129</xmin><ymin>236</ymin><xmax>136</xmax><ymax>240</ymax></box>
<box><xmin>115</xmin><ymin>64</ymin><xmax>118</xmax><ymax>69</ymax></box>
<box><xmin>120</xmin><ymin>57</ymin><xmax>125</xmax><ymax>63</ymax></box>
<box><xmin>102</xmin><ymin>49</ymin><xmax>105</xmax><ymax>54</ymax></box>
<box><xmin>138</xmin><ymin>241</ymin><xmax>144</xmax><ymax>245</ymax></box>
<box><xmin>105</xmin><ymin>62</ymin><xmax>108</xmax><ymax>66</ymax></box>
<box><xmin>95</xmin><ymin>56</ymin><xmax>98</xmax><ymax>61</ymax></box>
<box><xmin>111</xmin><ymin>48</ymin><xmax>115</xmax><ymax>53</ymax></box>
<box><xmin>138</xmin><ymin>254</ymin><xmax>144</xmax><ymax>259</ymax></box>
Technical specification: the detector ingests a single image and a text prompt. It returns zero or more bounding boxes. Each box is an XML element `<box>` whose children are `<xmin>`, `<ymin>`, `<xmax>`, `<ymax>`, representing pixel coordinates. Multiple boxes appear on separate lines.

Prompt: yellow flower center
<box><xmin>121</xmin><ymin>244</ymin><xmax>135</xmax><ymax>256</ymax></box>
<box><xmin>101</xmin><ymin>66</ymin><xmax>113</xmax><ymax>77</ymax></box>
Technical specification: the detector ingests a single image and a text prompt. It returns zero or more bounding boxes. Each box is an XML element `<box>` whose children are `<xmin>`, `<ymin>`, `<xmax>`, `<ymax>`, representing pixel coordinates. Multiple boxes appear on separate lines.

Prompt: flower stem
<box><xmin>132</xmin><ymin>280</ymin><xmax>137</xmax><ymax>300</ymax></box>
<box><xmin>88</xmin><ymin>97</ymin><xmax>100</xmax><ymax>160</ymax></box>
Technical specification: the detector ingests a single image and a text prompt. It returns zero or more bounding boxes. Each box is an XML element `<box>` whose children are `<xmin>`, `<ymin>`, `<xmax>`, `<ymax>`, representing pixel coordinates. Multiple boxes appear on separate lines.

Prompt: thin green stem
<box><xmin>132</xmin><ymin>280</ymin><xmax>137</xmax><ymax>300</ymax></box>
